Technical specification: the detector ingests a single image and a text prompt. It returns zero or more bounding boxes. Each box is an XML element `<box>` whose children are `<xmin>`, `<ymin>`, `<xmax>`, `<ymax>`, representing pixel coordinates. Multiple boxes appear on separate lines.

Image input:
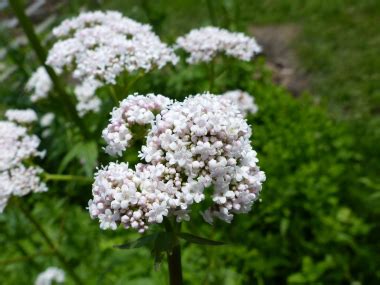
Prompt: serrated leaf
<box><xmin>179</xmin><ymin>233</ymin><xmax>225</xmax><ymax>246</ymax></box>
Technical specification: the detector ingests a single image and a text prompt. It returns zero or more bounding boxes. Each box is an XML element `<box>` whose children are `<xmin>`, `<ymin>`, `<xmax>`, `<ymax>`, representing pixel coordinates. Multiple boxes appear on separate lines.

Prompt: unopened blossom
<box><xmin>176</xmin><ymin>26</ymin><xmax>261</xmax><ymax>64</ymax></box>
<box><xmin>221</xmin><ymin>90</ymin><xmax>258</xmax><ymax>116</ymax></box>
<box><xmin>35</xmin><ymin>267</ymin><xmax>65</xmax><ymax>285</ymax></box>
<box><xmin>46</xmin><ymin>10</ymin><xmax>178</xmax><ymax>115</ymax></box>
<box><xmin>26</xmin><ymin>67</ymin><xmax>52</xmax><ymax>102</ymax></box>
<box><xmin>0</xmin><ymin>121</ymin><xmax>47</xmax><ymax>213</ymax></box>
<box><xmin>90</xmin><ymin>93</ymin><xmax>265</xmax><ymax>231</ymax></box>
<box><xmin>103</xmin><ymin>93</ymin><xmax>173</xmax><ymax>156</ymax></box>
<box><xmin>5</xmin><ymin>109</ymin><xmax>38</xmax><ymax>124</ymax></box>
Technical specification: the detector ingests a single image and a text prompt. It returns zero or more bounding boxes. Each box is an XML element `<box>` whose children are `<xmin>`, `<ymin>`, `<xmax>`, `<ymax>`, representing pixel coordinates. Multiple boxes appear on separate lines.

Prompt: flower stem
<box><xmin>208</xmin><ymin>60</ymin><xmax>215</xmax><ymax>92</ymax></box>
<box><xmin>44</xmin><ymin>173</ymin><xmax>93</xmax><ymax>184</ymax></box>
<box><xmin>109</xmin><ymin>85</ymin><xmax>119</xmax><ymax>105</ymax></box>
<box><xmin>167</xmin><ymin>244</ymin><xmax>183</xmax><ymax>285</ymax></box>
<box><xmin>9</xmin><ymin>0</ymin><xmax>91</xmax><ymax>140</ymax></box>
<box><xmin>164</xmin><ymin>219</ymin><xmax>183</xmax><ymax>285</ymax></box>
<box><xmin>206</xmin><ymin>0</ymin><xmax>217</xmax><ymax>25</ymax></box>
<box><xmin>17</xmin><ymin>201</ymin><xmax>84</xmax><ymax>285</ymax></box>
<box><xmin>124</xmin><ymin>72</ymin><xmax>144</xmax><ymax>99</ymax></box>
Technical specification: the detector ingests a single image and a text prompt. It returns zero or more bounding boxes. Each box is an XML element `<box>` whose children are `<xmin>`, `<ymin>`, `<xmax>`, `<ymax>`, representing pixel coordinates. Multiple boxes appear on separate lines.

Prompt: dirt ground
<box><xmin>251</xmin><ymin>24</ymin><xmax>309</xmax><ymax>96</ymax></box>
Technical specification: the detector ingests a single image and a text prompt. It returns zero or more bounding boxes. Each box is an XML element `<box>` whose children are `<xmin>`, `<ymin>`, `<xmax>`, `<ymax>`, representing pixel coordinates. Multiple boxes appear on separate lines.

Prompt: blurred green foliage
<box><xmin>0</xmin><ymin>0</ymin><xmax>379</xmax><ymax>284</ymax></box>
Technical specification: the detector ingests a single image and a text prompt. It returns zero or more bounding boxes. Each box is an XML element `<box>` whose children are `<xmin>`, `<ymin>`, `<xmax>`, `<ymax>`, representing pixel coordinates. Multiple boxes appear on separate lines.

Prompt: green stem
<box><xmin>168</xmin><ymin>244</ymin><xmax>183</xmax><ymax>285</ymax></box>
<box><xmin>0</xmin><ymin>250</ymin><xmax>54</xmax><ymax>266</ymax></box>
<box><xmin>109</xmin><ymin>85</ymin><xmax>119</xmax><ymax>105</ymax></box>
<box><xmin>124</xmin><ymin>72</ymin><xmax>144</xmax><ymax>99</ymax></box>
<box><xmin>17</xmin><ymin>201</ymin><xmax>84</xmax><ymax>285</ymax></box>
<box><xmin>44</xmin><ymin>173</ymin><xmax>92</xmax><ymax>184</ymax></box>
<box><xmin>206</xmin><ymin>0</ymin><xmax>217</xmax><ymax>25</ymax></box>
<box><xmin>208</xmin><ymin>60</ymin><xmax>215</xmax><ymax>92</ymax></box>
<box><xmin>9</xmin><ymin>0</ymin><xmax>91</xmax><ymax>140</ymax></box>
<box><xmin>164</xmin><ymin>219</ymin><xmax>183</xmax><ymax>285</ymax></box>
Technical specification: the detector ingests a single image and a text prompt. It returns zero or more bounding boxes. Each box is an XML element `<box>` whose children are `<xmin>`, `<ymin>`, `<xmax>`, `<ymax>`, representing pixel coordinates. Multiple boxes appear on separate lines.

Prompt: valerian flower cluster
<box><xmin>176</xmin><ymin>26</ymin><xmax>262</xmax><ymax>64</ymax></box>
<box><xmin>46</xmin><ymin>10</ymin><xmax>178</xmax><ymax>116</ymax></box>
<box><xmin>89</xmin><ymin>93</ymin><xmax>265</xmax><ymax>232</ymax></box>
<box><xmin>0</xmin><ymin>110</ymin><xmax>47</xmax><ymax>213</ymax></box>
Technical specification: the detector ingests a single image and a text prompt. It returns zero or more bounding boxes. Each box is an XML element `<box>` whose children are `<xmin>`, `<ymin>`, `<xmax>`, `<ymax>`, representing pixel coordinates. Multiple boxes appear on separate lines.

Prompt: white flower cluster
<box><xmin>221</xmin><ymin>90</ymin><xmax>258</xmax><ymax>116</ymax></box>
<box><xmin>176</xmin><ymin>26</ymin><xmax>262</xmax><ymax>64</ymax></box>
<box><xmin>102</xmin><ymin>93</ymin><xmax>173</xmax><ymax>156</ymax></box>
<box><xmin>35</xmin><ymin>267</ymin><xmax>65</xmax><ymax>285</ymax></box>
<box><xmin>5</xmin><ymin>108</ymin><xmax>38</xmax><ymax>124</ymax></box>
<box><xmin>0</xmin><ymin>120</ymin><xmax>47</xmax><ymax>213</ymax></box>
<box><xmin>44</xmin><ymin>10</ymin><xmax>178</xmax><ymax>116</ymax></box>
<box><xmin>89</xmin><ymin>93</ymin><xmax>265</xmax><ymax>232</ymax></box>
<box><xmin>26</xmin><ymin>67</ymin><xmax>52</xmax><ymax>102</ymax></box>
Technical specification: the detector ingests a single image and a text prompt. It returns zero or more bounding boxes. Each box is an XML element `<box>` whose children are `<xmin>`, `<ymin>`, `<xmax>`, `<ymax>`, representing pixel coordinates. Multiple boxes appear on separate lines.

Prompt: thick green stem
<box><xmin>164</xmin><ymin>219</ymin><xmax>183</xmax><ymax>285</ymax></box>
<box><xmin>17</xmin><ymin>201</ymin><xmax>84</xmax><ymax>285</ymax></box>
<box><xmin>9</xmin><ymin>0</ymin><xmax>91</xmax><ymax>140</ymax></box>
<box><xmin>167</xmin><ymin>244</ymin><xmax>183</xmax><ymax>285</ymax></box>
<box><xmin>44</xmin><ymin>173</ymin><xmax>92</xmax><ymax>184</ymax></box>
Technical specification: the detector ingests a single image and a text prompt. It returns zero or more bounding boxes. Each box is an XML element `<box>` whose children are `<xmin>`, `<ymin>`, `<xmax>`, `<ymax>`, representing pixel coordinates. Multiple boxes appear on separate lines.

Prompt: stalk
<box><xmin>124</xmin><ymin>72</ymin><xmax>144</xmax><ymax>99</ymax></box>
<box><xmin>17</xmin><ymin>201</ymin><xmax>84</xmax><ymax>285</ymax></box>
<box><xmin>44</xmin><ymin>173</ymin><xmax>93</xmax><ymax>184</ymax></box>
<box><xmin>208</xmin><ymin>60</ymin><xmax>215</xmax><ymax>92</ymax></box>
<box><xmin>206</xmin><ymin>0</ymin><xmax>217</xmax><ymax>25</ymax></box>
<box><xmin>164</xmin><ymin>219</ymin><xmax>183</xmax><ymax>285</ymax></box>
<box><xmin>167</xmin><ymin>244</ymin><xmax>183</xmax><ymax>285</ymax></box>
<box><xmin>9</xmin><ymin>0</ymin><xmax>91</xmax><ymax>140</ymax></box>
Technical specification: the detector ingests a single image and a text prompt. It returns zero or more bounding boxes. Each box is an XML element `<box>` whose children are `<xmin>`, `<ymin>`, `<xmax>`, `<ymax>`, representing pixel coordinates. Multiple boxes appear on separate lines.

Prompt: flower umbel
<box><xmin>89</xmin><ymin>93</ymin><xmax>265</xmax><ymax>232</ymax></box>
<box><xmin>176</xmin><ymin>26</ymin><xmax>261</xmax><ymax>64</ymax></box>
<box><xmin>42</xmin><ymin>10</ymin><xmax>178</xmax><ymax>116</ymax></box>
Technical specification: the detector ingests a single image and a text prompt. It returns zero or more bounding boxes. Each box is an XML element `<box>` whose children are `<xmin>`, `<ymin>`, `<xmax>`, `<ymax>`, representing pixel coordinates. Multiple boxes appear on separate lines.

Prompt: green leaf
<box><xmin>115</xmin><ymin>233</ymin><xmax>158</xmax><ymax>250</ymax></box>
<box><xmin>178</xmin><ymin>233</ymin><xmax>225</xmax><ymax>246</ymax></box>
<box><xmin>58</xmin><ymin>143</ymin><xmax>84</xmax><ymax>173</ymax></box>
<box><xmin>80</xmin><ymin>141</ymin><xmax>98</xmax><ymax>176</ymax></box>
<box><xmin>151</xmin><ymin>232</ymin><xmax>176</xmax><ymax>268</ymax></box>
<box><xmin>58</xmin><ymin>141</ymin><xmax>98</xmax><ymax>176</ymax></box>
